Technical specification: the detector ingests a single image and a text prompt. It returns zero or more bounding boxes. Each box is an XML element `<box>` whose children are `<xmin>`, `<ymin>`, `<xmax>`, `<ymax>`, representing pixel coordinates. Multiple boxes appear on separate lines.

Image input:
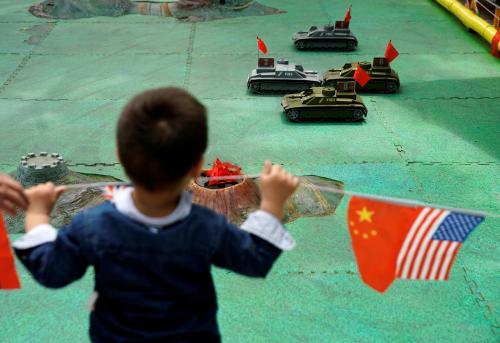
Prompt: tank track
<box><xmin>248</xmin><ymin>81</ymin><xmax>321</xmax><ymax>94</ymax></box>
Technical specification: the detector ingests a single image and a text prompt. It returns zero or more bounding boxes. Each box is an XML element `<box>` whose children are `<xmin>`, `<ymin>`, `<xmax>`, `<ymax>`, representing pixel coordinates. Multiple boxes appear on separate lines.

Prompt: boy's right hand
<box><xmin>259</xmin><ymin>161</ymin><xmax>300</xmax><ymax>220</ymax></box>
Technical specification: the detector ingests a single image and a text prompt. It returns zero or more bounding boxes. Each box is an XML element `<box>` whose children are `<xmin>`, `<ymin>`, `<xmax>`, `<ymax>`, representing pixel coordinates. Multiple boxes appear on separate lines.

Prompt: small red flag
<box><xmin>347</xmin><ymin>196</ymin><xmax>484</xmax><ymax>292</ymax></box>
<box><xmin>257</xmin><ymin>36</ymin><xmax>268</xmax><ymax>55</ymax></box>
<box><xmin>384</xmin><ymin>40</ymin><xmax>399</xmax><ymax>62</ymax></box>
<box><xmin>343</xmin><ymin>5</ymin><xmax>352</xmax><ymax>26</ymax></box>
<box><xmin>491</xmin><ymin>29</ymin><xmax>500</xmax><ymax>57</ymax></box>
<box><xmin>0</xmin><ymin>212</ymin><xmax>21</xmax><ymax>290</ymax></box>
<box><xmin>353</xmin><ymin>64</ymin><xmax>371</xmax><ymax>87</ymax></box>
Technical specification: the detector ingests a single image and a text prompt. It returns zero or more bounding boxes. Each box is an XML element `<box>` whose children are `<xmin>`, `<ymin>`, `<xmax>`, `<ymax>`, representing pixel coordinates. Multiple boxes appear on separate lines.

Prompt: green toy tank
<box><xmin>323</xmin><ymin>57</ymin><xmax>400</xmax><ymax>93</ymax></box>
<box><xmin>281</xmin><ymin>81</ymin><xmax>367</xmax><ymax>122</ymax></box>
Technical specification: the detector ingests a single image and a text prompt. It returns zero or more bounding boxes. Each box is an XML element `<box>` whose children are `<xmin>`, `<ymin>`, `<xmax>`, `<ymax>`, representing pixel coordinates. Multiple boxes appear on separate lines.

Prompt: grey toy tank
<box><xmin>293</xmin><ymin>21</ymin><xmax>357</xmax><ymax>50</ymax></box>
<box><xmin>281</xmin><ymin>81</ymin><xmax>367</xmax><ymax>122</ymax></box>
<box><xmin>247</xmin><ymin>58</ymin><xmax>322</xmax><ymax>94</ymax></box>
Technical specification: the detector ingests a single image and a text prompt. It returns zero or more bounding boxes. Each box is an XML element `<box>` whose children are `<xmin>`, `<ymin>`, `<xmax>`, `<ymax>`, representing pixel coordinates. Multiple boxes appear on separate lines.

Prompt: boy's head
<box><xmin>117</xmin><ymin>87</ymin><xmax>207</xmax><ymax>191</ymax></box>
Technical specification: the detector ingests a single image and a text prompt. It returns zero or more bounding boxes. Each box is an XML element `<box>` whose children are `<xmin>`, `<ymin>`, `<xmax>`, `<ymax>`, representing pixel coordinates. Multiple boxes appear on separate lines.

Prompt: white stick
<box><xmin>62</xmin><ymin>174</ymin><xmax>498</xmax><ymax>218</ymax></box>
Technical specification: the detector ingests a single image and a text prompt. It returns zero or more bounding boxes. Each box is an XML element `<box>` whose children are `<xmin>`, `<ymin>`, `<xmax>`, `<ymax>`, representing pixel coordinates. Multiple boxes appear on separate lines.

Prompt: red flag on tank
<box><xmin>347</xmin><ymin>196</ymin><xmax>484</xmax><ymax>292</ymax></box>
<box><xmin>384</xmin><ymin>40</ymin><xmax>399</xmax><ymax>62</ymax></box>
<box><xmin>257</xmin><ymin>36</ymin><xmax>268</xmax><ymax>55</ymax></box>
<box><xmin>343</xmin><ymin>5</ymin><xmax>352</xmax><ymax>26</ymax></box>
<box><xmin>353</xmin><ymin>64</ymin><xmax>371</xmax><ymax>87</ymax></box>
<box><xmin>0</xmin><ymin>212</ymin><xmax>21</xmax><ymax>289</ymax></box>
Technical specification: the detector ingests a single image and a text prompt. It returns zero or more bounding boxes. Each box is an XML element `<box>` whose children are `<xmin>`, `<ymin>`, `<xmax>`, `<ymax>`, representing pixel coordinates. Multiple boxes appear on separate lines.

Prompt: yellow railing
<box><xmin>435</xmin><ymin>0</ymin><xmax>500</xmax><ymax>53</ymax></box>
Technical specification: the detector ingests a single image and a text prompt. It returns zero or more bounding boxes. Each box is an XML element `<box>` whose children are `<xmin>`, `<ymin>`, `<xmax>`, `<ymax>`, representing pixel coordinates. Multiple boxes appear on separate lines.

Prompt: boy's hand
<box><xmin>25</xmin><ymin>182</ymin><xmax>66</xmax><ymax>232</ymax></box>
<box><xmin>0</xmin><ymin>173</ymin><xmax>28</xmax><ymax>216</ymax></box>
<box><xmin>259</xmin><ymin>161</ymin><xmax>300</xmax><ymax>220</ymax></box>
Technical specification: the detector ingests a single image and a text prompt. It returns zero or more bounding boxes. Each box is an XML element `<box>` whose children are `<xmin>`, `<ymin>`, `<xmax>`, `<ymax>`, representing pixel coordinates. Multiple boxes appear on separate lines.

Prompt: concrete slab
<box><xmin>374</xmin><ymin>98</ymin><xmax>500</xmax><ymax>162</ymax></box>
<box><xmin>1</xmin><ymin>54</ymin><xmax>187</xmax><ymax>100</ymax></box>
<box><xmin>0</xmin><ymin>99</ymin><xmax>122</xmax><ymax>167</ymax></box>
<box><xmin>38</xmin><ymin>22</ymin><xmax>190</xmax><ymax>55</ymax></box>
<box><xmin>202</xmin><ymin>98</ymin><xmax>402</xmax><ymax>170</ymax></box>
<box><xmin>0</xmin><ymin>54</ymin><xmax>25</xmax><ymax>85</ymax></box>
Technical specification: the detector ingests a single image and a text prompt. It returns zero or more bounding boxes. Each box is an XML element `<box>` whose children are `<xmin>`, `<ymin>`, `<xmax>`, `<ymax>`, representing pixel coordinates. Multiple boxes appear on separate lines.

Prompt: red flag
<box><xmin>347</xmin><ymin>196</ymin><xmax>484</xmax><ymax>292</ymax></box>
<box><xmin>353</xmin><ymin>64</ymin><xmax>371</xmax><ymax>87</ymax></box>
<box><xmin>384</xmin><ymin>40</ymin><xmax>399</xmax><ymax>62</ymax></box>
<box><xmin>491</xmin><ymin>29</ymin><xmax>500</xmax><ymax>58</ymax></box>
<box><xmin>257</xmin><ymin>36</ymin><xmax>268</xmax><ymax>55</ymax></box>
<box><xmin>343</xmin><ymin>5</ymin><xmax>352</xmax><ymax>26</ymax></box>
<box><xmin>0</xmin><ymin>212</ymin><xmax>21</xmax><ymax>289</ymax></box>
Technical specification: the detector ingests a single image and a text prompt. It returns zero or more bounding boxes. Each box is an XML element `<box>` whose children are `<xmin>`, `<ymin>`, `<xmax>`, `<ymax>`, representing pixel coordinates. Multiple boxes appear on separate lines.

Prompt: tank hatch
<box><xmin>336</xmin><ymin>81</ymin><xmax>357</xmax><ymax>99</ymax></box>
<box><xmin>322</xmin><ymin>88</ymin><xmax>336</xmax><ymax>96</ymax></box>
<box><xmin>335</xmin><ymin>20</ymin><xmax>349</xmax><ymax>29</ymax></box>
<box><xmin>258</xmin><ymin>57</ymin><xmax>275</xmax><ymax>68</ymax></box>
<box><xmin>372</xmin><ymin>57</ymin><xmax>391</xmax><ymax>71</ymax></box>
<box><xmin>359</xmin><ymin>61</ymin><xmax>372</xmax><ymax>71</ymax></box>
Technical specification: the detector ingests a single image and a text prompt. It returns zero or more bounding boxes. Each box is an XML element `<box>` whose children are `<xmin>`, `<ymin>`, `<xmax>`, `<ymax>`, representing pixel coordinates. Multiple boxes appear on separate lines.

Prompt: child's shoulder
<box><xmin>72</xmin><ymin>201</ymin><xmax>124</xmax><ymax>225</ymax></box>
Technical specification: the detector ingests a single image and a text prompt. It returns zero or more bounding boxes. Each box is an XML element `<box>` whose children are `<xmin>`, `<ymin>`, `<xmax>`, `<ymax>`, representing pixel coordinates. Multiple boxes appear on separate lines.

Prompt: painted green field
<box><xmin>0</xmin><ymin>1</ymin><xmax>498</xmax><ymax>341</ymax></box>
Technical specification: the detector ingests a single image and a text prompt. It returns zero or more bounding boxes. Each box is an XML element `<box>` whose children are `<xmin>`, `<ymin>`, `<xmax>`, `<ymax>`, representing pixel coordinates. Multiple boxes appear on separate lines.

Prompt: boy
<box><xmin>13</xmin><ymin>87</ymin><xmax>299</xmax><ymax>342</ymax></box>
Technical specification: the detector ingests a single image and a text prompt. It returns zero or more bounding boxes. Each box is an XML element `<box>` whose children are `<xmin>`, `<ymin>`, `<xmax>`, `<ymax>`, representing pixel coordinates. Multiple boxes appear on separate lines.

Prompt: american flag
<box><xmin>396</xmin><ymin>208</ymin><xmax>484</xmax><ymax>281</ymax></box>
<box><xmin>101</xmin><ymin>185</ymin><xmax>129</xmax><ymax>201</ymax></box>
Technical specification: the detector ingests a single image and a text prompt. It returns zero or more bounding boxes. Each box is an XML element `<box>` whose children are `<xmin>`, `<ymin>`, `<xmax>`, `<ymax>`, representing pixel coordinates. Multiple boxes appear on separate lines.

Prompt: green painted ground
<box><xmin>0</xmin><ymin>0</ymin><xmax>499</xmax><ymax>341</ymax></box>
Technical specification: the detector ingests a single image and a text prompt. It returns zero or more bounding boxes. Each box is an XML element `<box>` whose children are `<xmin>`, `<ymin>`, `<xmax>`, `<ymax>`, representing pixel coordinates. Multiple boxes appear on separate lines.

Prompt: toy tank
<box><xmin>293</xmin><ymin>21</ymin><xmax>358</xmax><ymax>50</ymax></box>
<box><xmin>323</xmin><ymin>57</ymin><xmax>400</xmax><ymax>93</ymax></box>
<box><xmin>281</xmin><ymin>81</ymin><xmax>367</xmax><ymax>122</ymax></box>
<box><xmin>247</xmin><ymin>57</ymin><xmax>322</xmax><ymax>94</ymax></box>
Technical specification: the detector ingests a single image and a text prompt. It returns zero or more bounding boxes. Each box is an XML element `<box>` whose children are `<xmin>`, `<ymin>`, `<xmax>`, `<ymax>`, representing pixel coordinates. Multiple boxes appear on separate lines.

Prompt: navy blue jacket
<box><xmin>15</xmin><ymin>202</ymin><xmax>281</xmax><ymax>342</ymax></box>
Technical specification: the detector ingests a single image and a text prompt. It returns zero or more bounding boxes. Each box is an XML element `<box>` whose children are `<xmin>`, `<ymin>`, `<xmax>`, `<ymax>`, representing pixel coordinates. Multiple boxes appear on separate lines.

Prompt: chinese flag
<box><xmin>384</xmin><ymin>40</ymin><xmax>399</xmax><ymax>62</ymax></box>
<box><xmin>343</xmin><ymin>5</ymin><xmax>352</xmax><ymax>26</ymax></box>
<box><xmin>257</xmin><ymin>36</ymin><xmax>268</xmax><ymax>55</ymax></box>
<box><xmin>347</xmin><ymin>196</ymin><xmax>420</xmax><ymax>292</ymax></box>
<box><xmin>0</xmin><ymin>212</ymin><xmax>21</xmax><ymax>289</ymax></box>
<box><xmin>353</xmin><ymin>65</ymin><xmax>371</xmax><ymax>87</ymax></box>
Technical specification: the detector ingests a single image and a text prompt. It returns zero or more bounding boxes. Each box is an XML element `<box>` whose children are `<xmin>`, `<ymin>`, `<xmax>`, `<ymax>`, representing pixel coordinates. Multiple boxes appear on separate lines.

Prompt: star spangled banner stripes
<box><xmin>396</xmin><ymin>208</ymin><xmax>484</xmax><ymax>281</ymax></box>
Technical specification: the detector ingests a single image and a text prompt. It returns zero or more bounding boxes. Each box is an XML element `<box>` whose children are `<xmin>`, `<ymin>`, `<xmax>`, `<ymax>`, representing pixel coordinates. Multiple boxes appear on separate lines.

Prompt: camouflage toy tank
<box><xmin>281</xmin><ymin>81</ymin><xmax>367</xmax><ymax>122</ymax></box>
<box><xmin>324</xmin><ymin>57</ymin><xmax>400</xmax><ymax>93</ymax></box>
<box><xmin>247</xmin><ymin>57</ymin><xmax>322</xmax><ymax>94</ymax></box>
<box><xmin>293</xmin><ymin>21</ymin><xmax>357</xmax><ymax>50</ymax></box>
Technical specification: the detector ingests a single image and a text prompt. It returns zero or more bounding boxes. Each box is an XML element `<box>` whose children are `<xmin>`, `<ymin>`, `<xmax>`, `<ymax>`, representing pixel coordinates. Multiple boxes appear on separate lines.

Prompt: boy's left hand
<box><xmin>26</xmin><ymin>182</ymin><xmax>66</xmax><ymax>216</ymax></box>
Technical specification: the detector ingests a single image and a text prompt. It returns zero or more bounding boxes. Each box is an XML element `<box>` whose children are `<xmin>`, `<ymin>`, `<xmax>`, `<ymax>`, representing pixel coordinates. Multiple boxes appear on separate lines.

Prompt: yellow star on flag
<box><xmin>356</xmin><ymin>207</ymin><xmax>374</xmax><ymax>223</ymax></box>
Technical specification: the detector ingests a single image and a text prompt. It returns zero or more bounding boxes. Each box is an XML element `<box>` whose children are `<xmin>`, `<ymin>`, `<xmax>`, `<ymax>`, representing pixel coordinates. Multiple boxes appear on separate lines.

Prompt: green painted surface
<box><xmin>0</xmin><ymin>0</ymin><xmax>499</xmax><ymax>341</ymax></box>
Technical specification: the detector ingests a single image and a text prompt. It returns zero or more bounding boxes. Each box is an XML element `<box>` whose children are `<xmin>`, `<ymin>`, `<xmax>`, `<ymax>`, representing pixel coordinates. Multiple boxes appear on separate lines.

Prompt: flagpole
<box><xmin>61</xmin><ymin>175</ymin><xmax>499</xmax><ymax>218</ymax></box>
<box><xmin>256</xmin><ymin>34</ymin><xmax>259</xmax><ymax>60</ymax></box>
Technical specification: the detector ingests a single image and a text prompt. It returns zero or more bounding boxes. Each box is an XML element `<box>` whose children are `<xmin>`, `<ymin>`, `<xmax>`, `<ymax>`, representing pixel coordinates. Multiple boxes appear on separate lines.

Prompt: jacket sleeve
<box><xmin>211</xmin><ymin>210</ymin><xmax>295</xmax><ymax>277</ymax></box>
<box><xmin>13</xmin><ymin>213</ymin><xmax>91</xmax><ymax>288</ymax></box>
